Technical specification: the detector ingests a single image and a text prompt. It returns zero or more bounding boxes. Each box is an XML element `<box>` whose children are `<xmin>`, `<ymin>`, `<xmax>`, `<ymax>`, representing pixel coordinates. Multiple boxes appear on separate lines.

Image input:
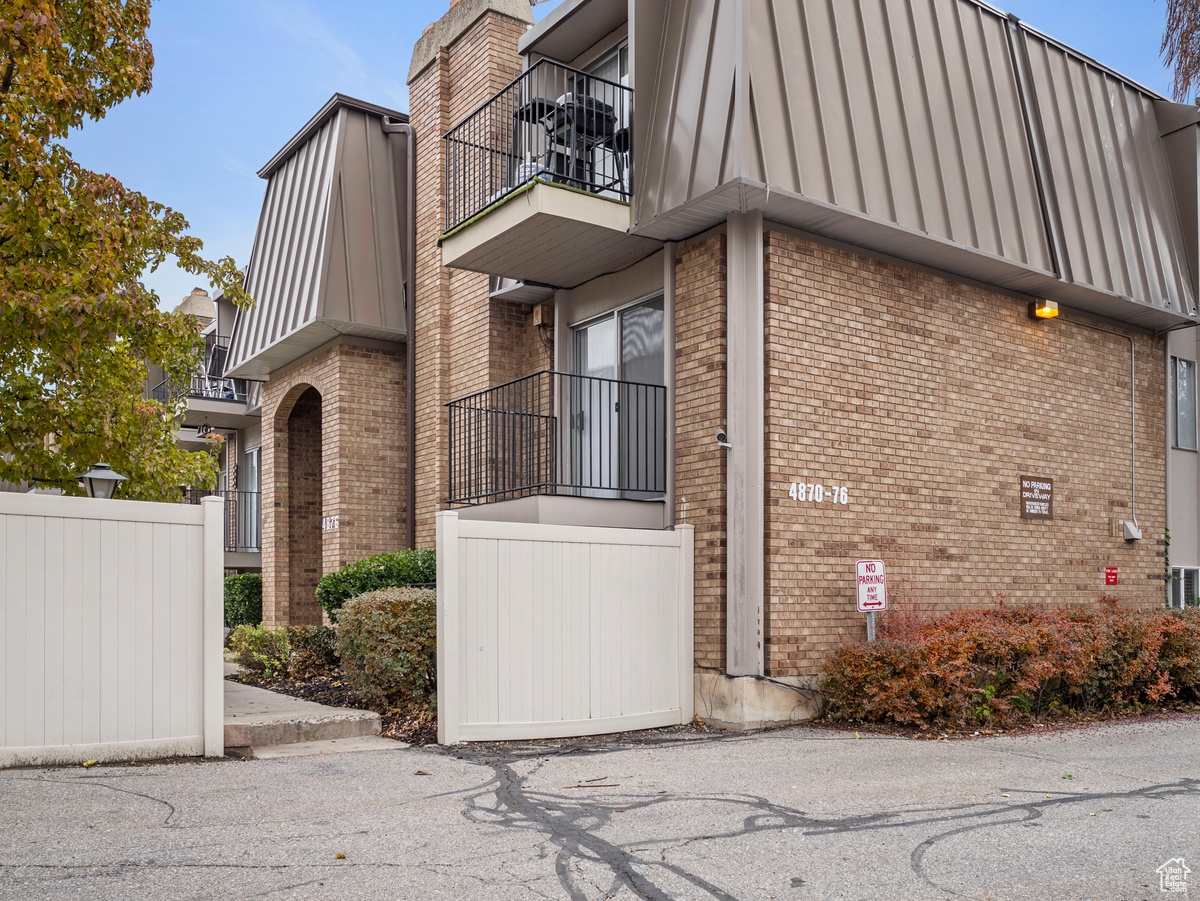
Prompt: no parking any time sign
<box><xmin>856</xmin><ymin>560</ymin><xmax>888</xmax><ymax>612</ymax></box>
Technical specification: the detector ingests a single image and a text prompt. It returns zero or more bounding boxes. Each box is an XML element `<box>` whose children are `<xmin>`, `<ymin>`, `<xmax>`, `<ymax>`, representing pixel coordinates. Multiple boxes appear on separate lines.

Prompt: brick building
<box><xmin>226</xmin><ymin>0</ymin><xmax>1200</xmax><ymax>731</ymax></box>
<box><xmin>419</xmin><ymin>0</ymin><xmax>1200</xmax><ymax>729</ymax></box>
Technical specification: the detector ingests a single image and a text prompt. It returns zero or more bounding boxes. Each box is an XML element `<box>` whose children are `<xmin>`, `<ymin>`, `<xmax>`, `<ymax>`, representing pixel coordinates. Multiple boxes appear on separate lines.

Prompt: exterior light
<box><xmin>1029</xmin><ymin>299</ymin><xmax>1059</xmax><ymax>320</ymax></box>
<box><xmin>79</xmin><ymin>463</ymin><xmax>127</xmax><ymax>500</ymax></box>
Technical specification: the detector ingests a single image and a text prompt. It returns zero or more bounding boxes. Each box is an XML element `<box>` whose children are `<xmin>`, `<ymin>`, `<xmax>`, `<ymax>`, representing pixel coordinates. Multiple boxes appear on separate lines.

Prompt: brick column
<box><xmin>408</xmin><ymin>0</ymin><xmax>534</xmax><ymax>546</ymax></box>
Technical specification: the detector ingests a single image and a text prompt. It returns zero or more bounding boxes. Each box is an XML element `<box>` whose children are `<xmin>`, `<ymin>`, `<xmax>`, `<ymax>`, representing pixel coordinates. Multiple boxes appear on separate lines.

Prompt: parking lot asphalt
<box><xmin>1</xmin><ymin>714</ymin><xmax>1198</xmax><ymax>900</ymax></box>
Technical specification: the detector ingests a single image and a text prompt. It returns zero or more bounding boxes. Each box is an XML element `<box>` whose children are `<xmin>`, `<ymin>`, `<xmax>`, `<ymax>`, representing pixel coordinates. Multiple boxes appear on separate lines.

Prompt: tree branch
<box><xmin>0</xmin><ymin>59</ymin><xmax>14</xmax><ymax>96</ymax></box>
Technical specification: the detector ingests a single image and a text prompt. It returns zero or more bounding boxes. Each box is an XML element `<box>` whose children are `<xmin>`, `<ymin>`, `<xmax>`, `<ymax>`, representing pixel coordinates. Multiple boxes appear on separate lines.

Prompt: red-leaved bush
<box><xmin>821</xmin><ymin>599</ymin><xmax>1200</xmax><ymax>728</ymax></box>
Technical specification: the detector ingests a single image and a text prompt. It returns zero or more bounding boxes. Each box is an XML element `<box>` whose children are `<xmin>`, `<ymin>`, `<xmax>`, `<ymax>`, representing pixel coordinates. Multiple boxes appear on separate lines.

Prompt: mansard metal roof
<box><xmin>226</xmin><ymin>95</ymin><xmax>411</xmax><ymax>381</ymax></box>
<box><xmin>626</xmin><ymin>0</ymin><xmax>1199</xmax><ymax>330</ymax></box>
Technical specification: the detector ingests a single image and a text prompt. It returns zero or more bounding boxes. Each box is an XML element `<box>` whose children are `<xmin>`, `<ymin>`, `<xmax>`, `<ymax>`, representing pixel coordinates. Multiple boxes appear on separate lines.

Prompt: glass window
<box><xmin>1172</xmin><ymin>567</ymin><xmax>1199</xmax><ymax>608</ymax></box>
<box><xmin>1172</xmin><ymin>356</ymin><xmax>1197</xmax><ymax>450</ymax></box>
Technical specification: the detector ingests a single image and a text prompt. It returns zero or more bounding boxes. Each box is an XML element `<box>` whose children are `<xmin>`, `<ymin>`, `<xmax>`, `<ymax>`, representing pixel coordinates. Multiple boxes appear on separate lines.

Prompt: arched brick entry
<box><xmin>262</xmin><ymin>382</ymin><xmax>327</xmax><ymax>627</ymax></box>
<box><xmin>285</xmin><ymin>387</ymin><xmax>324</xmax><ymax>624</ymax></box>
<box><xmin>259</xmin><ymin>344</ymin><xmax>408</xmax><ymax>627</ymax></box>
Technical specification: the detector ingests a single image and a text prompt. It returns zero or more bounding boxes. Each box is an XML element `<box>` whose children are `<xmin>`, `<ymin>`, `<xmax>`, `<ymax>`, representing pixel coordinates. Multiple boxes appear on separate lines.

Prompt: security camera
<box><xmin>716</xmin><ymin>428</ymin><xmax>731</xmax><ymax>449</ymax></box>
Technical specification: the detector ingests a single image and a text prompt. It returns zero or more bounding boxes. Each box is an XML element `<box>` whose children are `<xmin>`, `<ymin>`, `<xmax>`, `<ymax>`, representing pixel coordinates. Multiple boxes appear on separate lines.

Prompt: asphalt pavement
<box><xmin>1</xmin><ymin>714</ymin><xmax>1198</xmax><ymax>900</ymax></box>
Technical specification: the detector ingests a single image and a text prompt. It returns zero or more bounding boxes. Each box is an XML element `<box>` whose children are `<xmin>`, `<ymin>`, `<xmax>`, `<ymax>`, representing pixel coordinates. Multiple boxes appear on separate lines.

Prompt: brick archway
<box><xmin>259</xmin><ymin>344</ymin><xmax>408</xmax><ymax>627</ymax></box>
<box><xmin>262</xmin><ymin>382</ymin><xmax>326</xmax><ymax>626</ymax></box>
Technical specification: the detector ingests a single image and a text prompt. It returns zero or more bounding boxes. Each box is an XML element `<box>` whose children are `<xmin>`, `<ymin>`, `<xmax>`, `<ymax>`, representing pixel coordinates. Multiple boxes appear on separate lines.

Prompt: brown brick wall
<box><xmin>409</xmin><ymin>8</ymin><xmax>540</xmax><ymax>546</ymax></box>
<box><xmin>260</xmin><ymin>342</ymin><xmax>406</xmax><ymax>626</ymax></box>
<box><xmin>674</xmin><ymin>235</ymin><xmax>728</xmax><ymax>669</ymax></box>
<box><xmin>761</xmin><ymin>231</ymin><xmax>1166</xmax><ymax>676</ymax></box>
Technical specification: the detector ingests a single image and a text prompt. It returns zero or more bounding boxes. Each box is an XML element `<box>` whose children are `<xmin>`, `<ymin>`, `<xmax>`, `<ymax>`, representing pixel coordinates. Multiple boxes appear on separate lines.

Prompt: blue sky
<box><xmin>63</xmin><ymin>0</ymin><xmax>1178</xmax><ymax>310</ymax></box>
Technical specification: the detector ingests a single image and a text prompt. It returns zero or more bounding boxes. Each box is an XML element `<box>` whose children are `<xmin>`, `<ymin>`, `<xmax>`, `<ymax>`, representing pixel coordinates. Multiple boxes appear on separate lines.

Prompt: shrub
<box><xmin>287</xmin><ymin>625</ymin><xmax>340</xmax><ymax>680</ymax></box>
<box><xmin>821</xmin><ymin>601</ymin><xmax>1200</xmax><ymax>729</ymax></box>
<box><xmin>229</xmin><ymin>624</ymin><xmax>289</xmax><ymax>678</ymax></box>
<box><xmin>335</xmin><ymin>587</ymin><xmax>437</xmax><ymax>710</ymax></box>
<box><xmin>224</xmin><ymin>573</ymin><xmax>263</xmax><ymax>629</ymax></box>
<box><xmin>316</xmin><ymin>549</ymin><xmax>436</xmax><ymax>620</ymax></box>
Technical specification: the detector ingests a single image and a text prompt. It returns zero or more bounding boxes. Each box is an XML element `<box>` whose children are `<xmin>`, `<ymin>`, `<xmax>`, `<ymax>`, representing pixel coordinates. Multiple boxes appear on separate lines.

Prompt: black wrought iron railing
<box><xmin>182</xmin><ymin>489</ymin><xmax>261</xmax><ymax>554</ymax></box>
<box><xmin>444</xmin><ymin>58</ymin><xmax>633</xmax><ymax>231</ymax></box>
<box><xmin>447</xmin><ymin>370</ymin><xmax>666</xmax><ymax>506</ymax></box>
<box><xmin>151</xmin><ymin>334</ymin><xmax>249</xmax><ymax>403</ymax></box>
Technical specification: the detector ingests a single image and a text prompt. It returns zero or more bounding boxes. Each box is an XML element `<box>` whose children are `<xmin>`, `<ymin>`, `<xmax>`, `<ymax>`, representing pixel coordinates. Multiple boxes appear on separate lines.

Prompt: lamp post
<box><xmin>79</xmin><ymin>463</ymin><xmax>127</xmax><ymax>499</ymax></box>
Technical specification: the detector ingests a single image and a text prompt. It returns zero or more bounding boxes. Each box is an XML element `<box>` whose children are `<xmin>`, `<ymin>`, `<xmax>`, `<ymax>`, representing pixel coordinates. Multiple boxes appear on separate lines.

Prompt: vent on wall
<box><xmin>1171</xmin><ymin>567</ymin><xmax>1200</xmax><ymax>608</ymax></box>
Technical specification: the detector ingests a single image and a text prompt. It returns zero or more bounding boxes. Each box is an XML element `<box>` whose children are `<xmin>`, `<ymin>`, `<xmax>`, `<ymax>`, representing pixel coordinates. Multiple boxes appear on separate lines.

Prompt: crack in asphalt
<box><xmin>451</xmin><ymin>742</ymin><xmax>1200</xmax><ymax>900</ymax></box>
<box><xmin>22</xmin><ymin>777</ymin><xmax>179</xmax><ymax>827</ymax></box>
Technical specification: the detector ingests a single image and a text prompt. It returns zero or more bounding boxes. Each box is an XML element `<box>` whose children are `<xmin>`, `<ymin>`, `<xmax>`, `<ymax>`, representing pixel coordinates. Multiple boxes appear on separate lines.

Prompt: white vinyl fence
<box><xmin>0</xmin><ymin>493</ymin><xmax>224</xmax><ymax>767</ymax></box>
<box><xmin>436</xmin><ymin>512</ymin><xmax>693</xmax><ymax>743</ymax></box>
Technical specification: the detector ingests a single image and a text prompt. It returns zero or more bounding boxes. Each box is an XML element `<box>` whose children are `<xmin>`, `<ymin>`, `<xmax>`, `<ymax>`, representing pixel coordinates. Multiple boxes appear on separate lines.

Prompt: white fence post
<box><xmin>436</xmin><ymin>511</ymin><xmax>461</xmax><ymax>745</ymax></box>
<box><xmin>201</xmin><ymin>496</ymin><xmax>224</xmax><ymax>758</ymax></box>
<box><xmin>676</xmin><ymin>524</ymin><xmax>695</xmax><ymax>723</ymax></box>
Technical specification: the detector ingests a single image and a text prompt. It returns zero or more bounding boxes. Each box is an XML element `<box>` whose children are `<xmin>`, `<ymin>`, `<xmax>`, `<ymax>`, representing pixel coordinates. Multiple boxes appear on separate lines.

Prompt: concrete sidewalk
<box><xmin>223</xmin><ymin>663</ymin><xmax>398</xmax><ymax>758</ymax></box>
<box><xmin>3</xmin><ymin>713</ymin><xmax>1198</xmax><ymax>899</ymax></box>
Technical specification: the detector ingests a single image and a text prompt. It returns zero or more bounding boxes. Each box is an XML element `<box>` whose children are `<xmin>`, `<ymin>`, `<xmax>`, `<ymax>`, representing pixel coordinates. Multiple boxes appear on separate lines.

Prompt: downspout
<box><xmin>1061</xmin><ymin>316</ymin><xmax>1139</xmax><ymax>537</ymax></box>
<box><xmin>383</xmin><ymin>116</ymin><xmax>418</xmax><ymax>551</ymax></box>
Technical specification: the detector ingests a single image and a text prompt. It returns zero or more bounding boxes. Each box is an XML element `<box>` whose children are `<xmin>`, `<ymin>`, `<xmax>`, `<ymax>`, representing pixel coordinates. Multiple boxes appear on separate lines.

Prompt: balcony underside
<box><xmin>457</xmin><ymin>495</ymin><xmax>669</xmax><ymax>530</ymax></box>
<box><xmin>225</xmin><ymin>550</ymin><xmax>261</xmax><ymax>571</ymax></box>
<box><xmin>178</xmin><ymin>397</ymin><xmax>254</xmax><ymax>431</ymax></box>
<box><xmin>440</xmin><ymin>181</ymin><xmax>659</xmax><ymax>289</ymax></box>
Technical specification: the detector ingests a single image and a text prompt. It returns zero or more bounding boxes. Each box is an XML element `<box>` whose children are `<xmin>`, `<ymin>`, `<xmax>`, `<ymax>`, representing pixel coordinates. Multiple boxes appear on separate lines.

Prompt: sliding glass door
<box><xmin>569</xmin><ymin>296</ymin><xmax>665</xmax><ymax>498</ymax></box>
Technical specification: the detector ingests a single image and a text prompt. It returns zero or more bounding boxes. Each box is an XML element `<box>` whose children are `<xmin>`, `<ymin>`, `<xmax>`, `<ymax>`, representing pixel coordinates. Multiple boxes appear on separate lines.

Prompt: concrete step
<box><xmin>240</xmin><ymin>735</ymin><xmax>404</xmax><ymax>760</ymax></box>
<box><xmin>224</xmin><ymin>680</ymin><xmax>383</xmax><ymax>756</ymax></box>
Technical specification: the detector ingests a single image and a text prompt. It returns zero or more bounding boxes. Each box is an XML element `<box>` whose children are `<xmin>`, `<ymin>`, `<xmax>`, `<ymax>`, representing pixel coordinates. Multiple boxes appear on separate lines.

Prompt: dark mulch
<box><xmin>229</xmin><ymin>670</ymin><xmax>438</xmax><ymax>746</ymax></box>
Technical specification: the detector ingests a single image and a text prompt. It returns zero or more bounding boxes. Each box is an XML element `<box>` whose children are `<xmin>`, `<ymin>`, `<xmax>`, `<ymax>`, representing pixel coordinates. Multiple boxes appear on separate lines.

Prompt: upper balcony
<box><xmin>152</xmin><ymin>335</ymin><xmax>258</xmax><ymax>431</ymax></box>
<box><xmin>440</xmin><ymin>59</ymin><xmax>658</xmax><ymax>289</ymax></box>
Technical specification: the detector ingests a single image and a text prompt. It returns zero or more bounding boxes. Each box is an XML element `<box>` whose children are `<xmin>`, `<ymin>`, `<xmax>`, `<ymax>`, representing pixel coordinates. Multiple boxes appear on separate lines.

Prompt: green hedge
<box><xmin>336</xmin><ymin>587</ymin><xmax>437</xmax><ymax>710</ymax></box>
<box><xmin>315</xmin><ymin>549</ymin><xmax>435</xmax><ymax>620</ymax></box>
<box><xmin>228</xmin><ymin>624</ymin><xmax>289</xmax><ymax>678</ymax></box>
<box><xmin>227</xmin><ymin>623</ymin><xmax>338</xmax><ymax>680</ymax></box>
<box><xmin>224</xmin><ymin>573</ymin><xmax>262</xmax><ymax>629</ymax></box>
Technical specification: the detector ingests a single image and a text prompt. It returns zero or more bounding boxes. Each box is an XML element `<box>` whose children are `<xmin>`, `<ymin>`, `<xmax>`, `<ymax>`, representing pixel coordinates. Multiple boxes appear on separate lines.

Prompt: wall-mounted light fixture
<box><xmin>1028</xmin><ymin>299</ymin><xmax>1059</xmax><ymax>320</ymax></box>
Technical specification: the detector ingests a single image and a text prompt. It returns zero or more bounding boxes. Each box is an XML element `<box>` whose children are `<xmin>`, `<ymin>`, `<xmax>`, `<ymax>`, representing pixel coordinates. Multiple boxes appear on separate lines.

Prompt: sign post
<box><xmin>856</xmin><ymin>559</ymin><xmax>888</xmax><ymax>642</ymax></box>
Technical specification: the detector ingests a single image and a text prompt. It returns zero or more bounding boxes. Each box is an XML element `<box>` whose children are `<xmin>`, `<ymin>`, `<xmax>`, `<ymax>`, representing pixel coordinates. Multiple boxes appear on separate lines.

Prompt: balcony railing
<box><xmin>447</xmin><ymin>371</ymin><xmax>666</xmax><ymax>506</ymax></box>
<box><xmin>153</xmin><ymin>376</ymin><xmax>248</xmax><ymax>404</ymax></box>
<box><xmin>152</xmin><ymin>334</ymin><xmax>249</xmax><ymax>403</ymax></box>
<box><xmin>182</xmin><ymin>489</ymin><xmax>261</xmax><ymax>554</ymax></box>
<box><xmin>444</xmin><ymin>58</ymin><xmax>633</xmax><ymax>232</ymax></box>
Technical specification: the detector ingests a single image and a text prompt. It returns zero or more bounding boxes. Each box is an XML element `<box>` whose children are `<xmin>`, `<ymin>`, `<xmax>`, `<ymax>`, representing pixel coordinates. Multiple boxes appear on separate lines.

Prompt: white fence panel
<box><xmin>0</xmin><ymin>493</ymin><xmax>224</xmax><ymax>767</ymax></box>
<box><xmin>437</xmin><ymin>512</ymin><xmax>693</xmax><ymax>743</ymax></box>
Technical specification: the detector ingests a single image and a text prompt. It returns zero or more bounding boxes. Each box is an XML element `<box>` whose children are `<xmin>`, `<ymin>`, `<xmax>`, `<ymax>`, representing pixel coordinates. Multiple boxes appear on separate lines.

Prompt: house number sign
<box><xmin>321</xmin><ymin>515</ymin><xmax>340</xmax><ymax>531</ymax></box>
<box><xmin>788</xmin><ymin>481</ymin><xmax>850</xmax><ymax>505</ymax></box>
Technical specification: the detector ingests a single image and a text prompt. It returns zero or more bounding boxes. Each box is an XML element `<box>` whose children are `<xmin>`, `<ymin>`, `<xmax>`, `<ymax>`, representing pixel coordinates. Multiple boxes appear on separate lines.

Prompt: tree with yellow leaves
<box><xmin>1</xmin><ymin>1</ymin><xmax>247</xmax><ymax>500</ymax></box>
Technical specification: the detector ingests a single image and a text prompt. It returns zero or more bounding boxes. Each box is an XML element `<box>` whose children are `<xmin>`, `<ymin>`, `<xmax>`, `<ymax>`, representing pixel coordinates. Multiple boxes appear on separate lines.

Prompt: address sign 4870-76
<box><xmin>788</xmin><ymin>482</ymin><xmax>849</xmax><ymax>505</ymax></box>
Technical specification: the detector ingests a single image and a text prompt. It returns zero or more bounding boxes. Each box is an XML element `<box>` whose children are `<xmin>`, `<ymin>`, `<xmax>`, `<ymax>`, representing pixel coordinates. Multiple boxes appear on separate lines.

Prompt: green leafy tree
<box><xmin>1163</xmin><ymin>0</ymin><xmax>1200</xmax><ymax>101</ymax></box>
<box><xmin>0</xmin><ymin>1</ymin><xmax>247</xmax><ymax>500</ymax></box>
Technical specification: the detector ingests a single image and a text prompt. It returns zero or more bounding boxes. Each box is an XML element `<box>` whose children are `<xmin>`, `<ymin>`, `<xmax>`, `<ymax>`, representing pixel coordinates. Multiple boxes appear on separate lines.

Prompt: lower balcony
<box><xmin>446</xmin><ymin>371</ymin><xmax>668</xmax><ymax>530</ymax></box>
<box><xmin>183</xmin><ymin>489</ymin><xmax>262</xmax><ymax>569</ymax></box>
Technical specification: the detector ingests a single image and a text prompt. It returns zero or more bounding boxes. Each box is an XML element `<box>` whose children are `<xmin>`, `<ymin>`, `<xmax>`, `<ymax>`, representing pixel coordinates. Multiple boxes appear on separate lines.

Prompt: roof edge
<box><xmin>257</xmin><ymin>93</ymin><xmax>409</xmax><ymax>179</ymax></box>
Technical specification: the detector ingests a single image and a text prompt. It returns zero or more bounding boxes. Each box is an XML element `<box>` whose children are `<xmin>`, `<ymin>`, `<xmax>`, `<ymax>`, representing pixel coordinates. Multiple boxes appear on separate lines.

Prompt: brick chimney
<box><xmin>407</xmin><ymin>0</ymin><xmax>534</xmax><ymax>545</ymax></box>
